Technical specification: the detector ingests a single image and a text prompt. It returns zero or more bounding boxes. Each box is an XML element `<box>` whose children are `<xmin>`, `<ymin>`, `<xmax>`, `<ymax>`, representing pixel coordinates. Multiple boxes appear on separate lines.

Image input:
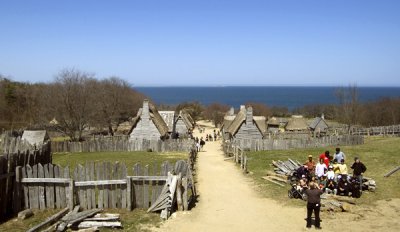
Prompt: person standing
<box><xmin>304</xmin><ymin>182</ymin><xmax>323</xmax><ymax>229</ymax></box>
<box><xmin>315</xmin><ymin>159</ymin><xmax>327</xmax><ymax>179</ymax></box>
<box><xmin>304</xmin><ymin>155</ymin><xmax>316</xmax><ymax>176</ymax></box>
<box><xmin>334</xmin><ymin>148</ymin><xmax>346</xmax><ymax>163</ymax></box>
<box><xmin>351</xmin><ymin>157</ymin><xmax>367</xmax><ymax>191</ymax></box>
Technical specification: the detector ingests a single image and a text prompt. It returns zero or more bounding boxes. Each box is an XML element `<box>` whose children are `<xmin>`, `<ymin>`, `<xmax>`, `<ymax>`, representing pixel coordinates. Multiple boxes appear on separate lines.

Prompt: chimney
<box><xmin>246</xmin><ymin>106</ymin><xmax>253</xmax><ymax>124</ymax></box>
<box><xmin>321</xmin><ymin>113</ymin><xmax>325</xmax><ymax>120</ymax></box>
<box><xmin>229</xmin><ymin>107</ymin><xmax>234</xmax><ymax>116</ymax></box>
<box><xmin>142</xmin><ymin>99</ymin><xmax>150</xmax><ymax>120</ymax></box>
<box><xmin>240</xmin><ymin>105</ymin><xmax>245</xmax><ymax>111</ymax></box>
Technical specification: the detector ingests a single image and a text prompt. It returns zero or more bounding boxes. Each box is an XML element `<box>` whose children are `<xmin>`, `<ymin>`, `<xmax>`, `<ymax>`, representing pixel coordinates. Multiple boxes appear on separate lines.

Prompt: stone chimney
<box><xmin>240</xmin><ymin>105</ymin><xmax>245</xmax><ymax>111</ymax></box>
<box><xmin>321</xmin><ymin>113</ymin><xmax>325</xmax><ymax>120</ymax></box>
<box><xmin>246</xmin><ymin>106</ymin><xmax>253</xmax><ymax>124</ymax></box>
<box><xmin>142</xmin><ymin>99</ymin><xmax>150</xmax><ymax>120</ymax></box>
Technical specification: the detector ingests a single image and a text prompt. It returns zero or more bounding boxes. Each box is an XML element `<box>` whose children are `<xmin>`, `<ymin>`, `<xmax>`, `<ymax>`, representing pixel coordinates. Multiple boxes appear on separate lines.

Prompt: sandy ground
<box><xmin>153</xmin><ymin>121</ymin><xmax>400</xmax><ymax>232</ymax></box>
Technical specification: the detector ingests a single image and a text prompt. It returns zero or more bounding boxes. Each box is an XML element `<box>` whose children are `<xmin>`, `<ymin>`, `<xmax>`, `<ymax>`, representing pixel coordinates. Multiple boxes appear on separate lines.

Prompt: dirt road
<box><xmin>155</xmin><ymin>121</ymin><xmax>305</xmax><ymax>232</ymax></box>
<box><xmin>153</xmin><ymin>121</ymin><xmax>400</xmax><ymax>232</ymax></box>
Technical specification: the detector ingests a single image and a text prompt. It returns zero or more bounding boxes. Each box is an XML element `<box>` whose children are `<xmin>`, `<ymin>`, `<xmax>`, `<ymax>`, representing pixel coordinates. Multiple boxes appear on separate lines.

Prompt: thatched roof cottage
<box><xmin>226</xmin><ymin>105</ymin><xmax>266</xmax><ymax>140</ymax></box>
<box><xmin>309</xmin><ymin>116</ymin><xmax>329</xmax><ymax>133</ymax></box>
<box><xmin>174</xmin><ymin>110</ymin><xmax>195</xmax><ymax>136</ymax></box>
<box><xmin>129</xmin><ymin>100</ymin><xmax>169</xmax><ymax>140</ymax></box>
<box><xmin>285</xmin><ymin>115</ymin><xmax>309</xmax><ymax>131</ymax></box>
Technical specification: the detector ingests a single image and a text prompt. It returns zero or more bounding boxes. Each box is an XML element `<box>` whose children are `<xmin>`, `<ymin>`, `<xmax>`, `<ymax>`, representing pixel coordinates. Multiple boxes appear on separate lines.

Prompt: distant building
<box><xmin>21</xmin><ymin>130</ymin><xmax>50</xmax><ymax>146</ymax></box>
<box><xmin>309</xmin><ymin>116</ymin><xmax>329</xmax><ymax>134</ymax></box>
<box><xmin>285</xmin><ymin>115</ymin><xmax>309</xmax><ymax>131</ymax></box>
<box><xmin>267</xmin><ymin>117</ymin><xmax>280</xmax><ymax>133</ymax></box>
<box><xmin>225</xmin><ymin>105</ymin><xmax>266</xmax><ymax>140</ymax></box>
<box><xmin>173</xmin><ymin>110</ymin><xmax>195</xmax><ymax>136</ymax></box>
<box><xmin>129</xmin><ymin>100</ymin><xmax>170</xmax><ymax>140</ymax></box>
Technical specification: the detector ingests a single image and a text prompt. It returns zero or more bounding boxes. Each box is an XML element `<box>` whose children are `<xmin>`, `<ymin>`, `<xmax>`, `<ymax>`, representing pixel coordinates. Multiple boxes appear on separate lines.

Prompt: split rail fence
<box><xmin>350</xmin><ymin>125</ymin><xmax>400</xmax><ymax>136</ymax></box>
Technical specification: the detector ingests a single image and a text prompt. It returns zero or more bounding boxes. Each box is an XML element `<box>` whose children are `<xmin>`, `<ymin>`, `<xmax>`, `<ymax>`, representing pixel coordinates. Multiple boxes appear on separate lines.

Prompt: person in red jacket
<box><xmin>319</xmin><ymin>150</ymin><xmax>330</xmax><ymax>167</ymax></box>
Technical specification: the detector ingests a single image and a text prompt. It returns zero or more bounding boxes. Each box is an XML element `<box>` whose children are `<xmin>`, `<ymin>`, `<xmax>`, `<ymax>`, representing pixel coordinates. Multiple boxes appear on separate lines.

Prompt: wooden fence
<box><xmin>51</xmin><ymin>139</ymin><xmax>195</xmax><ymax>153</ymax></box>
<box><xmin>17</xmin><ymin>160</ymin><xmax>196</xmax><ymax>213</ymax></box>
<box><xmin>350</xmin><ymin>124</ymin><xmax>400</xmax><ymax>136</ymax></box>
<box><xmin>223</xmin><ymin>144</ymin><xmax>248</xmax><ymax>173</ymax></box>
<box><xmin>0</xmin><ymin>145</ymin><xmax>52</xmax><ymax>221</ymax></box>
<box><xmin>231</xmin><ymin>135</ymin><xmax>364</xmax><ymax>151</ymax></box>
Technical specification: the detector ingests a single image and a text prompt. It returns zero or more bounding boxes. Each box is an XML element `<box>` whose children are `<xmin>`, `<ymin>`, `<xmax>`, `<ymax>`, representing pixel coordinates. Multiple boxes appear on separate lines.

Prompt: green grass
<box><xmin>246</xmin><ymin>136</ymin><xmax>400</xmax><ymax>207</ymax></box>
<box><xmin>53</xmin><ymin>151</ymin><xmax>187</xmax><ymax>175</ymax></box>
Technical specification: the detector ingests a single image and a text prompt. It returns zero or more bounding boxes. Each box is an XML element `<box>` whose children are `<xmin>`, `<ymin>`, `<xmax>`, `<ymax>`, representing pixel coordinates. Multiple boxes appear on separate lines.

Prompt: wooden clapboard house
<box><xmin>173</xmin><ymin>110</ymin><xmax>195</xmax><ymax>136</ymax></box>
<box><xmin>309</xmin><ymin>115</ymin><xmax>329</xmax><ymax>134</ymax></box>
<box><xmin>225</xmin><ymin>105</ymin><xmax>266</xmax><ymax>140</ymax></box>
<box><xmin>129</xmin><ymin>100</ymin><xmax>170</xmax><ymax>140</ymax></box>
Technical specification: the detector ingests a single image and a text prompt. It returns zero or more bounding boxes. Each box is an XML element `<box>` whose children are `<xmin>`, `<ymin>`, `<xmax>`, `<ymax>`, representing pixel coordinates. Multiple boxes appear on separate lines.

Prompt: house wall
<box><xmin>130</xmin><ymin>118</ymin><xmax>162</xmax><ymax>140</ymax></box>
<box><xmin>314</xmin><ymin>122</ymin><xmax>328</xmax><ymax>132</ymax></box>
<box><xmin>174</xmin><ymin>118</ymin><xmax>188</xmax><ymax>135</ymax></box>
<box><xmin>234</xmin><ymin>121</ymin><xmax>263</xmax><ymax>140</ymax></box>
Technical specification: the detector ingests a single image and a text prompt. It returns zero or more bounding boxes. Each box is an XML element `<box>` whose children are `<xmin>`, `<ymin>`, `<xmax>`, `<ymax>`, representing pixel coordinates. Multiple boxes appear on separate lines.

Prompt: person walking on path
<box><xmin>304</xmin><ymin>182</ymin><xmax>323</xmax><ymax>229</ymax></box>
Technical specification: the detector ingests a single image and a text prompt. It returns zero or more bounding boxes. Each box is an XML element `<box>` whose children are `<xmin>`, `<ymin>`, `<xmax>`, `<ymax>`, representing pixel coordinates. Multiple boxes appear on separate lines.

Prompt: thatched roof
<box><xmin>221</xmin><ymin>115</ymin><xmax>236</xmax><ymax>130</ymax></box>
<box><xmin>129</xmin><ymin>101</ymin><xmax>169</xmax><ymax>137</ymax></box>
<box><xmin>159</xmin><ymin>111</ymin><xmax>175</xmax><ymax>132</ymax></box>
<box><xmin>21</xmin><ymin>130</ymin><xmax>49</xmax><ymax>145</ymax></box>
<box><xmin>309</xmin><ymin>117</ymin><xmax>329</xmax><ymax>130</ymax></box>
<box><xmin>226</xmin><ymin>107</ymin><xmax>266</xmax><ymax>136</ymax></box>
<box><xmin>176</xmin><ymin>110</ymin><xmax>195</xmax><ymax>129</ymax></box>
<box><xmin>267</xmin><ymin>117</ymin><xmax>280</xmax><ymax>126</ymax></box>
<box><xmin>285</xmin><ymin>115</ymin><xmax>309</xmax><ymax>131</ymax></box>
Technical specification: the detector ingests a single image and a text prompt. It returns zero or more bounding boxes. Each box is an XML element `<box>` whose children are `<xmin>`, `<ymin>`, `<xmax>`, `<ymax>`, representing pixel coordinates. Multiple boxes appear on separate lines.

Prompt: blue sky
<box><xmin>1</xmin><ymin>0</ymin><xmax>399</xmax><ymax>86</ymax></box>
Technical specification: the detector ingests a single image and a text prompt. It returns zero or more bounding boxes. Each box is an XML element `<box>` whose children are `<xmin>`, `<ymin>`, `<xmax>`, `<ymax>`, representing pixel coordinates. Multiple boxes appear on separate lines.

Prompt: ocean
<box><xmin>135</xmin><ymin>86</ymin><xmax>400</xmax><ymax>110</ymax></box>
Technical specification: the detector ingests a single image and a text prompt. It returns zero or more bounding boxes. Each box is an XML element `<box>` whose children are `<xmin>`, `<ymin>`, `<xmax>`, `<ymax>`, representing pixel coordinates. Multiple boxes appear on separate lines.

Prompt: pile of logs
<box><xmin>27</xmin><ymin>206</ymin><xmax>122</xmax><ymax>232</ymax></box>
<box><xmin>272</xmin><ymin>159</ymin><xmax>302</xmax><ymax>176</ymax></box>
<box><xmin>321</xmin><ymin>194</ymin><xmax>356</xmax><ymax>213</ymax></box>
<box><xmin>363</xmin><ymin>177</ymin><xmax>377</xmax><ymax>192</ymax></box>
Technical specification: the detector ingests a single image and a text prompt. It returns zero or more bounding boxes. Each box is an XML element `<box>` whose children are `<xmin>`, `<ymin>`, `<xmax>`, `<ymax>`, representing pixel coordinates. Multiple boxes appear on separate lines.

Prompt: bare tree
<box><xmin>335</xmin><ymin>84</ymin><xmax>360</xmax><ymax>132</ymax></box>
<box><xmin>203</xmin><ymin>103</ymin><xmax>230</xmax><ymax>127</ymax></box>
<box><xmin>48</xmin><ymin>69</ymin><xmax>96</xmax><ymax>141</ymax></box>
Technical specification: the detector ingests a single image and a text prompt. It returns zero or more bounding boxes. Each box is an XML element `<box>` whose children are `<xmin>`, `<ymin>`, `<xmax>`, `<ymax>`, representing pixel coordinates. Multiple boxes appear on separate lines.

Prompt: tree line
<box><xmin>0</xmin><ymin>69</ymin><xmax>145</xmax><ymax>141</ymax></box>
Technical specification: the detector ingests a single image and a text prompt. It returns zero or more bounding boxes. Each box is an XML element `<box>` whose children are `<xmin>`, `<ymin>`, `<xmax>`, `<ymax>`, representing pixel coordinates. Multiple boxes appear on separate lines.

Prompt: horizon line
<box><xmin>135</xmin><ymin>85</ymin><xmax>400</xmax><ymax>88</ymax></box>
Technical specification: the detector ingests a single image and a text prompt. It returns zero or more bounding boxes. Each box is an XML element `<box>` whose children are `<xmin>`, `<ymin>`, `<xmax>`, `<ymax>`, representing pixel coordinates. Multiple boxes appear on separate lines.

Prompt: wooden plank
<box><xmin>127</xmin><ymin>176</ymin><xmax>168</xmax><ymax>181</ymax></box>
<box><xmin>126</xmin><ymin>177</ymin><xmax>132</xmax><ymax>210</ymax></box>
<box><xmin>26</xmin><ymin>165</ymin><xmax>35</xmax><ymax>209</ymax></box>
<box><xmin>103</xmin><ymin>162</ymin><xmax>110</xmax><ymax>208</ymax></box>
<box><xmin>143</xmin><ymin>165</ymin><xmax>149</xmax><ymax>209</ymax></box>
<box><xmin>22</xmin><ymin>178</ymin><xmax>71</xmax><ymax>184</ymax></box>
<box><xmin>89</xmin><ymin>162</ymin><xmax>96</xmax><ymax>209</ymax></box>
<box><xmin>58</xmin><ymin>166</ymin><xmax>66</xmax><ymax>208</ymax></box>
<box><xmin>176</xmin><ymin>174</ymin><xmax>183</xmax><ymax>211</ymax></box>
<box><xmin>120</xmin><ymin>163</ymin><xmax>127</xmax><ymax>209</ymax></box>
<box><xmin>22</xmin><ymin>166</ymin><xmax>29</xmax><ymax>209</ymax></box>
<box><xmin>44</xmin><ymin>164</ymin><xmax>51</xmax><ymax>208</ymax></box>
<box><xmin>38</xmin><ymin>163</ymin><xmax>46</xmax><ymax>209</ymax></box>
<box><xmin>77</xmin><ymin>221</ymin><xmax>122</xmax><ymax>229</ymax></box>
<box><xmin>85</xmin><ymin>162</ymin><xmax>92</xmax><ymax>210</ymax></box>
<box><xmin>54</xmin><ymin>165</ymin><xmax>61</xmax><ymax>208</ymax></box>
<box><xmin>0</xmin><ymin>157</ymin><xmax>6</xmax><ymax>217</ymax></box>
<box><xmin>27</xmin><ymin>207</ymin><xmax>70</xmax><ymax>232</ymax></box>
<box><xmin>79</xmin><ymin>164</ymin><xmax>87</xmax><ymax>209</ymax></box>
<box><xmin>48</xmin><ymin>163</ymin><xmax>55</xmax><ymax>209</ymax></box>
<box><xmin>96</xmin><ymin>162</ymin><xmax>103</xmax><ymax>209</ymax></box>
<box><xmin>133</xmin><ymin>163</ymin><xmax>142</xmax><ymax>208</ymax></box>
<box><xmin>13</xmin><ymin>166</ymin><xmax>23</xmax><ymax>213</ymax></box>
<box><xmin>182</xmin><ymin>177</ymin><xmax>188</xmax><ymax>211</ymax></box>
<box><xmin>64</xmin><ymin>166</ymin><xmax>74</xmax><ymax>210</ymax></box>
<box><xmin>32</xmin><ymin>164</ymin><xmax>40</xmax><ymax>209</ymax></box>
<box><xmin>113</xmin><ymin>162</ymin><xmax>120</xmax><ymax>208</ymax></box>
<box><xmin>151</xmin><ymin>163</ymin><xmax>157</xmax><ymax>207</ymax></box>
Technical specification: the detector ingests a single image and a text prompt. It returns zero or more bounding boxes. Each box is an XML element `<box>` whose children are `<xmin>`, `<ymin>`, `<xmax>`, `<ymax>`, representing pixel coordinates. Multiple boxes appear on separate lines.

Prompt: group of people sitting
<box><xmin>295</xmin><ymin>148</ymin><xmax>367</xmax><ymax>198</ymax></box>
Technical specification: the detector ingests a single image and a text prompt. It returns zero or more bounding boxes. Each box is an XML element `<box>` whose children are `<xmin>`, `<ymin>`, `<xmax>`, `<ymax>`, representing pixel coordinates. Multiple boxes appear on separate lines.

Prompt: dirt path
<box><xmin>154</xmin><ymin>121</ymin><xmax>306</xmax><ymax>231</ymax></box>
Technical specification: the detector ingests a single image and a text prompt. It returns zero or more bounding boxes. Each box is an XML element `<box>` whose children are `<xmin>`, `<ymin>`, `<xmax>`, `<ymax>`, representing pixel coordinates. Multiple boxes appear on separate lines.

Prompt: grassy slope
<box><xmin>246</xmin><ymin>136</ymin><xmax>400</xmax><ymax>207</ymax></box>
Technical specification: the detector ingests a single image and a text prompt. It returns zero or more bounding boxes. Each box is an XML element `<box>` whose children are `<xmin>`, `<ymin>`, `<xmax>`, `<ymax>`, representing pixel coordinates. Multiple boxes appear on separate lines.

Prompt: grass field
<box><xmin>0</xmin><ymin>151</ymin><xmax>188</xmax><ymax>231</ymax></box>
<box><xmin>52</xmin><ymin>151</ymin><xmax>187</xmax><ymax>175</ymax></box>
<box><xmin>246</xmin><ymin>136</ymin><xmax>400</xmax><ymax>207</ymax></box>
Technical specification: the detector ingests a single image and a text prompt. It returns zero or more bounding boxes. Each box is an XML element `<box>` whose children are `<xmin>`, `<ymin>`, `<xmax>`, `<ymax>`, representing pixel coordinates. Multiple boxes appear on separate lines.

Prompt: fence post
<box><xmin>68</xmin><ymin>179</ymin><xmax>74</xmax><ymax>210</ymax></box>
<box><xmin>126</xmin><ymin>177</ymin><xmax>132</xmax><ymax>211</ymax></box>
<box><xmin>14</xmin><ymin>166</ymin><xmax>22</xmax><ymax>213</ymax></box>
